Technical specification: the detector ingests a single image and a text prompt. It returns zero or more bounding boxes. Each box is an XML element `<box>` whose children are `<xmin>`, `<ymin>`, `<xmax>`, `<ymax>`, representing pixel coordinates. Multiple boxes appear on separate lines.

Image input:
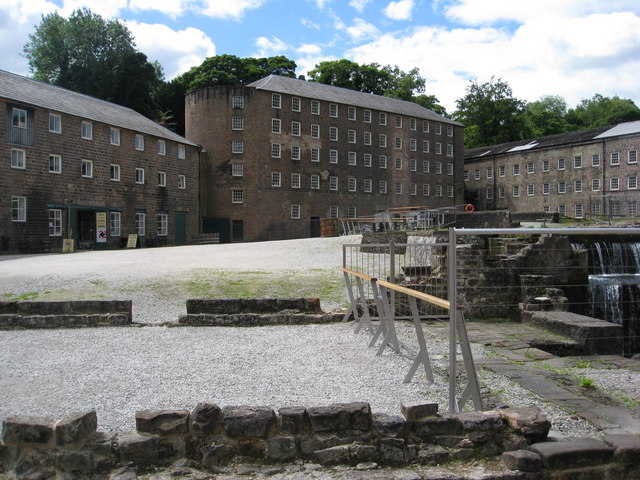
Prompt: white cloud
<box><xmin>198</xmin><ymin>0</ymin><xmax>267</xmax><ymax>19</ymax></box>
<box><xmin>349</xmin><ymin>0</ymin><xmax>372</xmax><ymax>12</ymax></box>
<box><xmin>126</xmin><ymin>21</ymin><xmax>216</xmax><ymax>78</ymax></box>
<box><xmin>254</xmin><ymin>36</ymin><xmax>288</xmax><ymax>57</ymax></box>
<box><xmin>346</xmin><ymin>17</ymin><xmax>379</xmax><ymax>42</ymax></box>
<box><xmin>301</xmin><ymin>17</ymin><xmax>321</xmax><ymax>29</ymax></box>
<box><xmin>129</xmin><ymin>0</ymin><xmax>189</xmax><ymax>18</ymax></box>
<box><xmin>295</xmin><ymin>43</ymin><xmax>332</xmax><ymax>75</ymax></box>
<box><xmin>383</xmin><ymin>0</ymin><xmax>414</xmax><ymax>21</ymax></box>
<box><xmin>59</xmin><ymin>0</ymin><xmax>127</xmax><ymax>18</ymax></box>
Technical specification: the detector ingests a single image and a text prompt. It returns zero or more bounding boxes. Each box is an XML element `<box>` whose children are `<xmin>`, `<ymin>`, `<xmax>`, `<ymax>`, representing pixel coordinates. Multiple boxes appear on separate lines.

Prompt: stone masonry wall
<box><xmin>0</xmin><ymin>300</ymin><xmax>132</xmax><ymax>328</ymax></box>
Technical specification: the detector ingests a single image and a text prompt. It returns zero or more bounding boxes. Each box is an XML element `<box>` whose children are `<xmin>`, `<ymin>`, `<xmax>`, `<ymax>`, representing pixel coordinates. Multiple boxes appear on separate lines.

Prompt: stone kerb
<box><xmin>0</xmin><ymin>300</ymin><xmax>133</xmax><ymax>329</ymax></box>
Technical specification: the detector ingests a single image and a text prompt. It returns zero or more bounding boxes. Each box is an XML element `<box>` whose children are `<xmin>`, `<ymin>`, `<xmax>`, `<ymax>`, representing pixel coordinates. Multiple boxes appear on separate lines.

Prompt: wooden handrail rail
<box><xmin>377</xmin><ymin>279</ymin><xmax>451</xmax><ymax>310</ymax></box>
<box><xmin>341</xmin><ymin>267</ymin><xmax>377</xmax><ymax>282</ymax></box>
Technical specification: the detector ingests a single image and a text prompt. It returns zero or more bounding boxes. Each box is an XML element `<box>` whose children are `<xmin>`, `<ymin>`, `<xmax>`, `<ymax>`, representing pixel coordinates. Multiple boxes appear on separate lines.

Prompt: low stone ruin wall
<box><xmin>178</xmin><ymin>298</ymin><xmax>342</xmax><ymax>326</ymax></box>
<box><xmin>1</xmin><ymin>402</ymin><xmax>638</xmax><ymax>479</ymax></box>
<box><xmin>0</xmin><ymin>300</ymin><xmax>132</xmax><ymax>329</ymax></box>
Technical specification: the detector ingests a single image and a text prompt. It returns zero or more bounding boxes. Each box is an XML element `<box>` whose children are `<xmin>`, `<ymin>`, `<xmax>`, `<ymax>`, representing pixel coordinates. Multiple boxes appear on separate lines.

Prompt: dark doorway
<box><xmin>204</xmin><ymin>218</ymin><xmax>230</xmax><ymax>243</ymax></box>
<box><xmin>310</xmin><ymin>217</ymin><xmax>320</xmax><ymax>238</ymax></box>
<box><xmin>175</xmin><ymin>212</ymin><xmax>187</xmax><ymax>245</ymax></box>
<box><xmin>78</xmin><ymin>210</ymin><xmax>95</xmax><ymax>243</ymax></box>
<box><xmin>232</xmin><ymin>220</ymin><xmax>244</xmax><ymax>242</ymax></box>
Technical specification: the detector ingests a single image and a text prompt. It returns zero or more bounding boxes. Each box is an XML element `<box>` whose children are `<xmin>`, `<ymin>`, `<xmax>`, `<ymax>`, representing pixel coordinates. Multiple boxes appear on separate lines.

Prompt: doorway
<box><xmin>175</xmin><ymin>212</ymin><xmax>187</xmax><ymax>245</ymax></box>
<box><xmin>310</xmin><ymin>217</ymin><xmax>320</xmax><ymax>238</ymax></box>
<box><xmin>78</xmin><ymin>210</ymin><xmax>95</xmax><ymax>243</ymax></box>
<box><xmin>232</xmin><ymin>220</ymin><xmax>244</xmax><ymax>242</ymax></box>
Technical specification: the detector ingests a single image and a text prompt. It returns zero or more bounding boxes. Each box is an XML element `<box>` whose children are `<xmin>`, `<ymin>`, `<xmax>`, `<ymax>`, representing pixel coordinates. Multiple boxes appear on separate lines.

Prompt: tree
<box><xmin>23</xmin><ymin>8</ymin><xmax>162</xmax><ymax>117</ymax></box>
<box><xmin>453</xmin><ymin>77</ymin><xmax>527</xmax><ymax>148</ymax></box>
<box><xmin>524</xmin><ymin>95</ymin><xmax>570</xmax><ymax>137</ymax></box>
<box><xmin>566</xmin><ymin>94</ymin><xmax>640</xmax><ymax>130</ymax></box>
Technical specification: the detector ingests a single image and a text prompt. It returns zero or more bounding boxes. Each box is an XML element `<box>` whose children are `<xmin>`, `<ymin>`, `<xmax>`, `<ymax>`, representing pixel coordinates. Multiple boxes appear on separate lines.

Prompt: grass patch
<box><xmin>579</xmin><ymin>377</ymin><xmax>595</xmax><ymax>389</ymax></box>
<box><xmin>576</xmin><ymin>359</ymin><xmax>592</xmax><ymax>369</ymax></box>
<box><xmin>3</xmin><ymin>292</ymin><xmax>40</xmax><ymax>301</ymax></box>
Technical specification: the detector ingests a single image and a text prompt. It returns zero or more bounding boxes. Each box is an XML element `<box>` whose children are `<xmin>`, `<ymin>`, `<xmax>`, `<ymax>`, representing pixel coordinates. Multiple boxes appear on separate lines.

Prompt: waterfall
<box><xmin>588</xmin><ymin>242</ymin><xmax>640</xmax><ymax>355</ymax></box>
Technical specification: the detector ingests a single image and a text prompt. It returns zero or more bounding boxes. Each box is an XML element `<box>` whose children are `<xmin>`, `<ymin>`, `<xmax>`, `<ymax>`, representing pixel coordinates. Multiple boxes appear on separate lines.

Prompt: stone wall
<box><xmin>0</xmin><ymin>300</ymin><xmax>132</xmax><ymax>328</ymax></box>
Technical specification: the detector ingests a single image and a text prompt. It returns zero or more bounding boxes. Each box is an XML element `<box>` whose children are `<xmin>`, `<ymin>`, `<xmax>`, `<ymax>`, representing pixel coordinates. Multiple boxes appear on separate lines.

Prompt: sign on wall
<box><xmin>96</xmin><ymin>212</ymin><xmax>107</xmax><ymax>243</ymax></box>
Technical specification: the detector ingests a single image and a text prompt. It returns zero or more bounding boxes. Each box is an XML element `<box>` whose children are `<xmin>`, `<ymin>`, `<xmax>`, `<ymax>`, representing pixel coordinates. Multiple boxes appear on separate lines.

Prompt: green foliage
<box><xmin>4</xmin><ymin>292</ymin><xmax>40</xmax><ymax>301</ymax></box>
<box><xmin>24</xmin><ymin>8</ymin><xmax>163</xmax><ymax>118</ymax></box>
<box><xmin>576</xmin><ymin>359</ymin><xmax>592</xmax><ymax>369</ymax></box>
<box><xmin>566</xmin><ymin>93</ymin><xmax>640</xmax><ymax>129</ymax></box>
<box><xmin>579</xmin><ymin>377</ymin><xmax>595</xmax><ymax>389</ymax></box>
<box><xmin>524</xmin><ymin>95</ymin><xmax>570</xmax><ymax>136</ymax></box>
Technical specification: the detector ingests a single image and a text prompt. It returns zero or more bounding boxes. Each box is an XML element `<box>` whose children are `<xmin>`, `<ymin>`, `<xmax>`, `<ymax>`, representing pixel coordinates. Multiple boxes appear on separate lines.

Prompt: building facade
<box><xmin>464</xmin><ymin>122</ymin><xmax>640</xmax><ymax>220</ymax></box>
<box><xmin>186</xmin><ymin>75</ymin><xmax>464</xmax><ymax>242</ymax></box>
<box><xmin>1</xmin><ymin>70</ymin><xmax>201</xmax><ymax>252</ymax></box>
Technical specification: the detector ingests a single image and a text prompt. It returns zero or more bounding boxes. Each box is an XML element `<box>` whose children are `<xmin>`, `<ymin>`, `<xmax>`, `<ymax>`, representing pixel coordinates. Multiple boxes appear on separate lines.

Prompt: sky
<box><xmin>1</xmin><ymin>0</ymin><xmax>639</xmax><ymax>113</ymax></box>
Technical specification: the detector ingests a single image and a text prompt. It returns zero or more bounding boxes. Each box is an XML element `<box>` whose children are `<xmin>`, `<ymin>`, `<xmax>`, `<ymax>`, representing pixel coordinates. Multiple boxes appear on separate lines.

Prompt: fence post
<box><xmin>447</xmin><ymin>228</ymin><xmax>458</xmax><ymax>412</ymax></box>
<box><xmin>389</xmin><ymin>240</ymin><xmax>396</xmax><ymax>312</ymax></box>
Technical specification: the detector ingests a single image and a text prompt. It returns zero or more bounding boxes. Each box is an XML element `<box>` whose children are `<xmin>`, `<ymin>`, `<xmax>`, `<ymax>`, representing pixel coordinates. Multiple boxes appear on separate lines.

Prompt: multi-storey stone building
<box><xmin>186</xmin><ymin>75</ymin><xmax>464</xmax><ymax>242</ymax></box>
<box><xmin>1</xmin><ymin>70</ymin><xmax>201</xmax><ymax>252</ymax></box>
<box><xmin>464</xmin><ymin>122</ymin><xmax>640</xmax><ymax>219</ymax></box>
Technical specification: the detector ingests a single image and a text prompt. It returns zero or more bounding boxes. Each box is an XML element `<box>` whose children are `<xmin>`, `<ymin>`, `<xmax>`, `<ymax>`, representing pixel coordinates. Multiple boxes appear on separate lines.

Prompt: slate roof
<box><xmin>0</xmin><ymin>69</ymin><xmax>198</xmax><ymax>146</ymax></box>
<box><xmin>464</xmin><ymin>122</ymin><xmax>640</xmax><ymax>161</ymax></box>
<box><xmin>248</xmin><ymin>75</ymin><xmax>461</xmax><ymax>126</ymax></box>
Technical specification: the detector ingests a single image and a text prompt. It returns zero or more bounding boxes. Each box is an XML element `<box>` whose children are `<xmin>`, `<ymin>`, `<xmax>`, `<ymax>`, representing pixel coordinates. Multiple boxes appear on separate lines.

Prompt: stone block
<box><xmin>603</xmin><ymin>433</ymin><xmax>640</xmax><ymax>464</ymax></box>
<box><xmin>116</xmin><ymin>432</ymin><xmax>159</xmax><ymax>464</ymax></box>
<box><xmin>299</xmin><ymin>435</ymin><xmax>344</xmax><ymax>455</ymax></box>
<box><xmin>400</xmin><ymin>402</ymin><xmax>438</xmax><ymax>422</ymax></box>
<box><xmin>411</xmin><ymin>414</ymin><xmax>462</xmax><ymax>440</ymax></box>
<box><xmin>372</xmin><ymin>414</ymin><xmax>406</xmax><ymax>438</ymax></box>
<box><xmin>501</xmin><ymin>449</ymin><xmax>542</xmax><ymax>472</ymax></box>
<box><xmin>314</xmin><ymin>445</ymin><xmax>351</xmax><ymax>466</ymax></box>
<box><xmin>458</xmin><ymin>411</ymin><xmax>503</xmax><ymax>433</ymax></box>
<box><xmin>380</xmin><ymin>445</ymin><xmax>405</xmax><ymax>465</ymax></box>
<box><xmin>191</xmin><ymin>403</ymin><xmax>222</xmax><ymax>437</ymax></box>
<box><xmin>222</xmin><ymin>406</ymin><xmax>276</xmax><ymax>439</ymax></box>
<box><xmin>200</xmin><ymin>443</ymin><xmax>233</xmax><ymax>468</ymax></box>
<box><xmin>136</xmin><ymin>409</ymin><xmax>190</xmax><ymax>436</ymax></box>
<box><xmin>417</xmin><ymin>445</ymin><xmax>449</xmax><ymax>465</ymax></box>
<box><xmin>55</xmin><ymin>450</ymin><xmax>94</xmax><ymax>473</ymax></box>
<box><xmin>12</xmin><ymin>450</ymin><xmax>55</xmax><ymax>479</ymax></box>
<box><xmin>499</xmin><ymin>407</ymin><xmax>550</xmax><ymax>443</ymax></box>
<box><xmin>307</xmin><ymin>402</ymin><xmax>371</xmax><ymax>433</ymax></box>
<box><xmin>266</xmin><ymin>436</ymin><xmax>298</xmax><ymax>461</ymax></box>
<box><xmin>278</xmin><ymin>406</ymin><xmax>306</xmax><ymax>435</ymax></box>
<box><xmin>529</xmin><ymin>437</ymin><xmax>614</xmax><ymax>470</ymax></box>
<box><xmin>2</xmin><ymin>416</ymin><xmax>55</xmax><ymax>446</ymax></box>
<box><xmin>55</xmin><ymin>410</ymin><xmax>97</xmax><ymax>446</ymax></box>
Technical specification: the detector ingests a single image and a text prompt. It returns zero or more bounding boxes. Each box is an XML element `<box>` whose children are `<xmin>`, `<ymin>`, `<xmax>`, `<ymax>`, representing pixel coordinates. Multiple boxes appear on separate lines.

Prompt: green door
<box><xmin>175</xmin><ymin>212</ymin><xmax>187</xmax><ymax>245</ymax></box>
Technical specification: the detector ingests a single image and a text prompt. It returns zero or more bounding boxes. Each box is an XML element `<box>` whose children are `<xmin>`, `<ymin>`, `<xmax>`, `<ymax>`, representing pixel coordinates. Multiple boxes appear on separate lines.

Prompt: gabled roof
<box><xmin>0</xmin><ymin>69</ymin><xmax>198</xmax><ymax>147</ymax></box>
<box><xmin>247</xmin><ymin>75</ymin><xmax>461</xmax><ymax>126</ymax></box>
<box><xmin>464</xmin><ymin>124</ymin><xmax>620</xmax><ymax>161</ymax></box>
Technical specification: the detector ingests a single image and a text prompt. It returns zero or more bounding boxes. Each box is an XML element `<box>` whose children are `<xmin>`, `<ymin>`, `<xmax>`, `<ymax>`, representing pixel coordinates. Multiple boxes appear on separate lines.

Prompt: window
<box><xmin>348</xmin><ymin>151</ymin><xmax>357</xmax><ymax>166</ymax></box>
<box><xmin>435</xmin><ymin>123</ymin><xmax>442</xmax><ymax>135</ymax></box>
<box><xmin>558</xmin><ymin>205</ymin><xmax>566</xmax><ymax>216</ymax></box>
<box><xmin>423</xmin><ymin>184</ymin><xmax>430</xmax><ymax>196</ymax></box>
<box><xmin>158</xmin><ymin>171</ymin><xmax>166</xmax><ymax>186</ymax></box>
<box><xmin>447</xmin><ymin>185</ymin><xmax>454</xmax><ymax>198</ymax></box>
<box><xmin>311</xmin><ymin>124</ymin><xmax>320</xmax><ymax>138</ymax></box>
<box><xmin>348</xmin><ymin>177</ymin><xmax>357</xmax><ymax>192</ymax></box>
<box><xmin>136</xmin><ymin>212</ymin><xmax>146</xmax><ymax>236</ymax></box>
<box><xmin>291</xmin><ymin>204</ymin><xmax>301</xmax><ymax>219</ymax></box>
<box><xmin>379</xmin><ymin>180</ymin><xmax>387</xmax><ymax>194</ymax></box>
<box><xmin>310</xmin><ymin>175</ymin><xmax>320</xmax><ymax>189</ymax></box>
<box><xmin>379</xmin><ymin>155</ymin><xmax>387</xmax><ymax>169</ymax></box>
<box><xmin>423</xmin><ymin>160</ymin><xmax>429</xmax><ymax>173</ymax></box>
<box><xmin>232</xmin><ymin>189</ymin><xmax>243</xmax><ymax>203</ymax></box>
<box><xmin>329</xmin><ymin>103</ymin><xmax>338</xmax><ymax>117</ymax></box>
<box><xmin>395</xmin><ymin>182</ymin><xmax>402</xmax><ymax>194</ymax></box>
<box><xmin>447</xmin><ymin>125</ymin><xmax>453</xmax><ymax>136</ymax></box>
<box><xmin>499</xmin><ymin>165</ymin><xmax>505</xmax><ymax>177</ymax></box>
<box><xmin>232</xmin><ymin>163</ymin><xmax>244</xmax><ymax>177</ymax></box>
<box><xmin>157</xmin><ymin>139</ymin><xmax>166</xmax><ymax>155</ymax></box>
<box><xmin>157</xmin><ymin>214</ymin><xmax>168</xmax><ymax>236</ymax></box>
<box><xmin>291</xmin><ymin>146</ymin><xmax>300</xmax><ymax>161</ymax></box>
<box><xmin>573</xmin><ymin>156</ymin><xmax>582</xmax><ymax>168</ymax></box>
<box><xmin>178</xmin><ymin>174</ymin><xmax>186</xmax><ymax>189</ymax></box>
<box><xmin>435</xmin><ymin>143</ymin><xmax>442</xmax><ymax>155</ymax></box>
<box><xmin>395</xmin><ymin>137</ymin><xmax>402</xmax><ymax>149</ymax></box>
<box><xmin>364</xmin><ymin>132</ymin><xmax>372</xmax><ymax>145</ymax></box>
<box><xmin>485</xmin><ymin>188</ymin><xmax>493</xmax><ymax>200</ymax></box>
<box><xmin>329</xmin><ymin>127</ymin><xmax>338</xmax><ymax>141</ymax></box>
<box><xmin>110</xmin><ymin>212</ymin><xmax>121</xmax><ymax>236</ymax></box>
<box><xmin>395</xmin><ymin>157</ymin><xmax>402</xmax><ymax>170</ymax></box>
<box><xmin>464</xmin><ymin>170</ymin><xmax>469</xmax><ymax>181</ymax></box>
<box><xmin>611</xmin><ymin>177</ymin><xmax>620</xmax><ymax>190</ymax></box>
<box><xmin>135</xmin><ymin>134</ymin><xmax>144</xmax><ymax>151</ymax></box>
<box><xmin>11</xmin><ymin>149</ymin><xmax>25</xmax><ymax>169</ymax></box>
<box><xmin>575</xmin><ymin>204</ymin><xmax>584</xmax><ymax>219</ymax></box>
<box><xmin>592</xmin><ymin>154</ymin><xmax>600</xmax><ymax>166</ymax></box>
<box><xmin>610</xmin><ymin>152</ymin><xmax>620</xmax><ymax>165</ymax></box>
<box><xmin>311</xmin><ymin>100</ymin><xmax>320</xmax><ymax>115</ymax></box>
<box><xmin>329</xmin><ymin>149</ymin><xmax>338</xmax><ymax>164</ymax></box>
<box><xmin>512</xmin><ymin>164</ymin><xmax>520</xmax><ymax>175</ymax></box>
<box><xmin>271</xmin><ymin>172</ymin><xmax>281</xmax><ymax>187</ymax></box>
<box><xmin>364</xmin><ymin>110</ymin><xmax>371</xmax><ymax>123</ymax></box>
<box><xmin>410</xmin><ymin>158</ymin><xmax>417</xmax><ymax>171</ymax></box>
<box><xmin>329</xmin><ymin>176</ymin><xmax>338</xmax><ymax>190</ymax></box>
<box><xmin>574</xmin><ymin>179</ymin><xmax>582</xmax><ymax>192</ymax></box>
<box><xmin>474</xmin><ymin>169</ymin><xmax>480</xmax><ymax>180</ymax></box>
<box><xmin>379</xmin><ymin>134</ymin><xmax>387</xmax><ymax>147</ymax></box>
<box><xmin>272</xmin><ymin>118</ymin><xmax>281</xmax><ymax>134</ymax></box>
<box><xmin>110</xmin><ymin>164</ymin><xmax>120</xmax><ymax>181</ymax></box>
<box><xmin>629</xmin><ymin>176</ymin><xmax>638</xmax><ymax>189</ymax></box>
<box><xmin>543</xmin><ymin>183</ymin><xmax>550</xmax><ymax>195</ymax></box>
<box><xmin>348</xmin><ymin>129</ymin><xmax>356</xmax><ymax>143</ymax></box>
<box><xmin>410</xmin><ymin>118</ymin><xmax>416</xmax><ymax>130</ymax></box>
<box><xmin>542</xmin><ymin>159</ymin><xmax>550</xmax><ymax>172</ymax></box>
<box><xmin>330</xmin><ymin>205</ymin><xmax>339</xmax><ymax>218</ymax></box>
<box><xmin>233</xmin><ymin>96</ymin><xmax>244</xmax><ymax>108</ymax></box>
<box><xmin>447</xmin><ymin>163</ymin><xmax>454</xmax><ymax>176</ymax></box>
<box><xmin>232</xmin><ymin>117</ymin><xmax>244</xmax><ymax>130</ymax></box>
<box><xmin>435</xmin><ymin>162</ymin><xmax>442</xmax><ymax>175</ymax></box>
<box><xmin>558</xmin><ymin>181</ymin><xmax>566</xmax><ymax>194</ymax></box>
<box><xmin>311</xmin><ymin>148</ymin><xmax>320</xmax><ymax>163</ymax></box>
<box><xmin>629</xmin><ymin>150</ymin><xmax>638</xmax><ymax>164</ymax></box>
<box><xmin>232</xmin><ymin>140</ymin><xmax>244</xmax><ymax>154</ymax></box>
<box><xmin>629</xmin><ymin>202</ymin><xmax>638</xmax><ymax>217</ymax></box>
<box><xmin>49</xmin><ymin>113</ymin><xmax>61</xmax><ymax>133</ymax></box>
<box><xmin>591</xmin><ymin>203</ymin><xmax>601</xmax><ymax>216</ymax></box>
<box><xmin>486</xmin><ymin>167</ymin><xmax>493</xmax><ymax>179</ymax></box>
<box><xmin>435</xmin><ymin>185</ymin><xmax>442</xmax><ymax>197</ymax></box>
<box><xmin>410</xmin><ymin>138</ymin><xmax>416</xmax><ymax>151</ymax></box>
<box><xmin>558</xmin><ymin>158</ymin><xmax>565</xmax><ymax>170</ymax></box>
<box><xmin>110</xmin><ymin>128</ymin><xmax>120</xmax><ymax>146</ymax></box>
<box><xmin>49</xmin><ymin>154</ymin><xmax>62</xmax><ymax>174</ymax></box>
<box><xmin>348</xmin><ymin>206</ymin><xmax>357</xmax><ymax>218</ymax></box>
<box><xmin>291</xmin><ymin>121</ymin><xmax>301</xmax><ymax>136</ymax></box>
<box><xmin>527</xmin><ymin>184</ymin><xmax>534</xmax><ymax>196</ymax></box>
<box><xmin>611</xmin><ymin>201</ymin><xmax>621</xmax><ymax>216</ymax></box>
<box><xmin>348</xmin><ymin>106</ymin><xmax>356</xmax><ymax>120</ymax></box>
<box><xmin>379</xmin><ymin>112</ymin><xmax>387</xmax><ymax>125</ymax></box>
<box><xmin>592</xmin><ymin>178</ymin><xmax>600</xmax><ymax>191</ymax></box>
<box><xmin>395</xmin><ymin>115</ymin><xmax>402</xmax><ymax>128</ymax></box>
<box><xmin>527</xmin><ymin>162</ymin><xmax>534</xmax><ymax>174</ymax></box>
<box><xmin>12</xmin><ymin>108</ymin><xmax>26</xmax><ymax>128</ymax></box>
<box><xmin>135</xmin><ymin>168</ymin><xmax>145</xmax><ymax>184</ymax></box>
<box><xmin>81</xmin><ymin>121</ymin><xmax>92</xmax><ymax>140</ymax></box>
<box><xmin>291</xmin><ymin>173</ymin><xmax>301</xmax><ymax>188</ymax></box>
<box><xmin>178</xmin><ymin>145</ymin><xmax>186</xmax><ymax>159</ymax></box>
<box><xmin>446</xmin><ymin>144</ymin><xmax>454</xmax><ymax>157</ymax></box>
<box><xmin>272</xmin><ymin>93</ymin><xmax>281</xmax><ymax>109</ymax></box>
<box><xmin>410</xmin><ymin>183</ymin><xmax>417</xmax><ymax>195</ymax></box>
<box><xmin>49</xmin><ymin>209</ymin><xmax>62</xmax><ymax>236</ymax></box>
<box><xmin>512</xmin><ymin>185</ymin><xmax>520</xmax><ymax>197</ymax></box>
<box><xmin>423</xmin><ymin>120</ymin><xmax>429</xmax><ymax>133</ymax></box>
<box><xmin>271</xmin><ymin>143</ymin><xmax>281</xmax><ymax>158</ymax></box>
<box><xmin>423</xmin><ymin>140</ymin><xmax>429</xmax><ymax>153</ymax></box>
<box><xmin>364</xmin><ymin>178</ymin><xmax>372</xmax><ymax>193</ymax></box>
<box><xmin>81</xmin><ymin>159</ymin><xmax>93</xmax><ymax>178</ymax></box>
<box><xmin>498</xmin><ymin>186</ymin><xmax>506</xmax><ymax>198</ymax></box>
<box><xmin>291</xmin><ymin>97</ymin><xmax>301</xmax><ymax>111</ymax></box>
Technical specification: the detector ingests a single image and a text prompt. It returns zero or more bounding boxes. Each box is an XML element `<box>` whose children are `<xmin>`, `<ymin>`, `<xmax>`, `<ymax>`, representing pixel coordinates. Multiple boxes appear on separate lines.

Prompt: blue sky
<box><xmin>1</xmin><ymin>0</ymin><xmax>639</xmax><ymax>113</ymax></box>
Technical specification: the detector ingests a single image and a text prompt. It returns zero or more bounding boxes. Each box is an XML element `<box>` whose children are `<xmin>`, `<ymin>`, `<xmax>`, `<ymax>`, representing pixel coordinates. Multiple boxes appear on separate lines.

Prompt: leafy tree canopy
<box><xmin>24</xmin><ymin>8</ymin><xmax>162</xmax><ymax>117</ymax></box>
<box><xmin>524</xmin><ymin>95</ymin><xmax>570</xmax><ymax>137</ymax></box>
<box><xmin>566</xmin><ymin>94</ymin><xmax>640</xmax><ymax>130</ymax></box>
